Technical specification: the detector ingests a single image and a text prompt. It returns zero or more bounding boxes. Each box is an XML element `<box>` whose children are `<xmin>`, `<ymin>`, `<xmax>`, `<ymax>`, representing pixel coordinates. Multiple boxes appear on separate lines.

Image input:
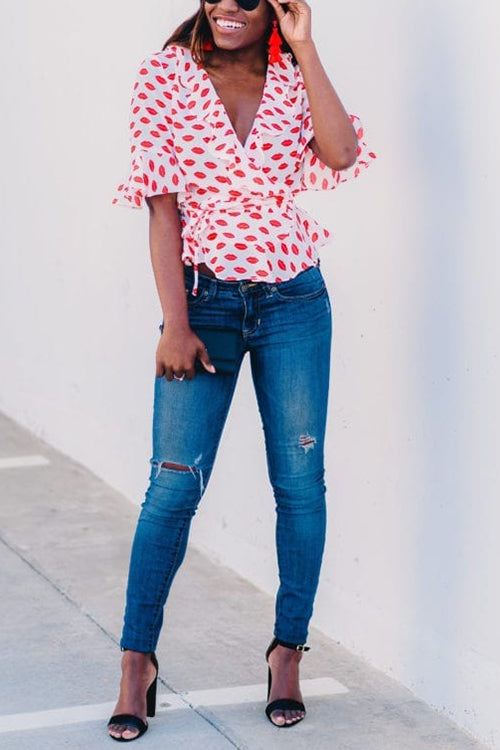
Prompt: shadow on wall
<box><xmin>408</xmin><ymin>4</ymin><xmax>467</xmax><ymax>709</ymax></box>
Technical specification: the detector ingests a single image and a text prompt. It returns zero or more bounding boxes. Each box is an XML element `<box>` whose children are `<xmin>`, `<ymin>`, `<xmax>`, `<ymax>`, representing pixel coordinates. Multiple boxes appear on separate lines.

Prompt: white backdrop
<box><xmin>1</xmin><ymin>0</ymin><xmax>498</xmax><ymax>746</ymax></box>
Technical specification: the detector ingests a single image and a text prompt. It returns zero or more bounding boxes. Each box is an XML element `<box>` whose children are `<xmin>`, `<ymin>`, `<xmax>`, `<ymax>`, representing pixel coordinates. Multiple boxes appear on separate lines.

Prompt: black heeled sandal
<box><xmin>265</xmin><ymin>637</ymin><xmax>310</xmax><ymax>728</ymax></box>
<box><xmin>107</xmin><ymin>651</ymin><xmax>159</xmax><ymax>742</ymax></box>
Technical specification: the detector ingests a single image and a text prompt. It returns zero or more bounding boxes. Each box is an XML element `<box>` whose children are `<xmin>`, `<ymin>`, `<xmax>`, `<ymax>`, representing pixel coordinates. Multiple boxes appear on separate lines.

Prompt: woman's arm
<box><xmin>147</xmin><ymin>193</ymin><xmax>189</xmax><ymax>334</ymax></box>
<box><xmin>293</xmin><ymin>41</ymin><xmax>358</xmax><ymax>170</ymax></box>
<box><xmin>147</xmin><ymin>193</ymin><xmax>215</xmax><ymax>380</ymax></box>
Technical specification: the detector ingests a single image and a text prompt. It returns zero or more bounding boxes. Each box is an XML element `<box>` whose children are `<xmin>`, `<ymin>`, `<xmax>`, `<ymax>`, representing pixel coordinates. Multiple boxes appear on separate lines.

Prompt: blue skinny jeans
<box><xmin>120</xmin><ymin>262</ymin><xmax>332</xmax><ymax>651</ymax></box>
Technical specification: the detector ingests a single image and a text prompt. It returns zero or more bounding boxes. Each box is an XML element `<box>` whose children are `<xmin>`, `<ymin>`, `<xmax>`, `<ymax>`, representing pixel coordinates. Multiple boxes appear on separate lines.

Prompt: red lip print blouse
<box><xmin>112</xmin><ymin>43</ymin><xmax>376</xmax><ymax>296</ymax></box>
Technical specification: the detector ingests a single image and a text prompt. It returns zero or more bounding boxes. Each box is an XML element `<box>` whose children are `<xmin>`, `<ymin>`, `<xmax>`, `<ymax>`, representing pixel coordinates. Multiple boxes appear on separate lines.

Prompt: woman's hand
<box><xmin>156</xmin><ymin>325</ymin><xmax>216</xmax><ymax>381</ymax></box>
<box><xmin>265</xmin><ymin>0</ymin><xmax>312</xmax><ymax>49</ymax></box>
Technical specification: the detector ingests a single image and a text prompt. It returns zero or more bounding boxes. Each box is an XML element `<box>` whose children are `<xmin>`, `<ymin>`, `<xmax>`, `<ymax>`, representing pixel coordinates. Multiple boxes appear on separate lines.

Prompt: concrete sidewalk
<box><xmin>0</xmin><ymin>411</ymin><xmax>486</xmax><ymax>750</ymax></box>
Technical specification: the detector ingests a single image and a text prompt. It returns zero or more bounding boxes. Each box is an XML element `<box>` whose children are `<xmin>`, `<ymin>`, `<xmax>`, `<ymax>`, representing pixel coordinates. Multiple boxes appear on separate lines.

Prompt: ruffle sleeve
<box><xmin>294</xmin><ymin>66</ymin><xmax>377</xmax><ymax>192</ymax></box>
<box><xmin>112</xmin><ymin>51</ymin><xmax>186</xmax><ymax>208</ymax></box>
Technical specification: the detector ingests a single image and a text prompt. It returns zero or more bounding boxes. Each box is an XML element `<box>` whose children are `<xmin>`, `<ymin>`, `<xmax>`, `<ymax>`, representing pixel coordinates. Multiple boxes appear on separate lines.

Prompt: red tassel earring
<box><xmin>203</xmin><ymin>37</ymin><xmax>213</xmax><ymax>51</ymax></box>
<box><xmin>267</xmin><ymin>19</ymin><xmax>283</xmax><ymax>63</ymax></box>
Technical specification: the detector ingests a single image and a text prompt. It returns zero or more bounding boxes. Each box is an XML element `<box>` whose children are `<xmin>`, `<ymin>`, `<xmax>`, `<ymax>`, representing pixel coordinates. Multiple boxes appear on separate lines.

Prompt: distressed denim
<box><xmin>120</xmin><ymin>262</ymin><xmax>333</xmax><ymax>651</ymax></box>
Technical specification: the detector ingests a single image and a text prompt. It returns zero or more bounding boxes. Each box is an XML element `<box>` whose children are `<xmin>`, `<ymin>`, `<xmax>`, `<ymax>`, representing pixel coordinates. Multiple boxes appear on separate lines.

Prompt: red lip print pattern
<box><xmin>112</xmin><ymin>44</ymin><xmax>377</xmax><ymax>295</ymax></box>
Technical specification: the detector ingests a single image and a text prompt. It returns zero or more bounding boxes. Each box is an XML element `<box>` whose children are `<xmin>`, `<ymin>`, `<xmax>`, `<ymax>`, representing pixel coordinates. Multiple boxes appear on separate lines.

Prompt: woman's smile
<box><xmin>213</xmin><ymin>16</ymin><xmax>247</xmax><ymax>32</ymax></box>
<box><xmin>212</xmin><ymin>15</ymin><xmax>248</xmax><ymax>36</ymax></box>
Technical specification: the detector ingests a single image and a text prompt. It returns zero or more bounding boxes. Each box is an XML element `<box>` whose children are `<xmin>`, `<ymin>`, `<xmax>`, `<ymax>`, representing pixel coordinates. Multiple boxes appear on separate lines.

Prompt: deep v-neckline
<box><xmin>200</xmin><ymin>60</ymin><xmax>270</xmax><ymax>151</ymax></box>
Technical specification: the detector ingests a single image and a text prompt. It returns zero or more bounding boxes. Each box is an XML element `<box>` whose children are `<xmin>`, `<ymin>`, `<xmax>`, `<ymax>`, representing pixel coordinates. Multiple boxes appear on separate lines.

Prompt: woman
<box><xmin>108</xmin><ymin>0</ymin><xmax>375</xmax><ymax>741</ymax></box>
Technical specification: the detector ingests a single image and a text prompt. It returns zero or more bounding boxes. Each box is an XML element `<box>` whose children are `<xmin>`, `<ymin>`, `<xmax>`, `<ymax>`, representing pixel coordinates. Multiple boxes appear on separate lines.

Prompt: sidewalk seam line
<box><xmin>0</xmin><ymin>533</ymin><xmax>244</xmax><ymax>749</ymax></box>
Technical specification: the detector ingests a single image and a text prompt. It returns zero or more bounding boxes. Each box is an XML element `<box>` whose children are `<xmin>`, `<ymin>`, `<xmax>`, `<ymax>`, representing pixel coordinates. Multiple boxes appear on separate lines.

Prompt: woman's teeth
<box><xmin>214</xmin><ymin>18</ymin><xmax>246</xmax><ymax>30</ymax></box>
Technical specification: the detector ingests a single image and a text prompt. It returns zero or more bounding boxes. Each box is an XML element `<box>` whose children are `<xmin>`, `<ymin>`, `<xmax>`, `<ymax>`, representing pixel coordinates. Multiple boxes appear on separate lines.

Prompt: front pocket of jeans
<box><xmin>274</xmin><ymin>275</ymin><xmax>327</xmax><ymax>301</ymax></box>
<box><xmin>275</xmin><ymin>286</ymin><xmax>326</xmax><ymax>301</ymax></box>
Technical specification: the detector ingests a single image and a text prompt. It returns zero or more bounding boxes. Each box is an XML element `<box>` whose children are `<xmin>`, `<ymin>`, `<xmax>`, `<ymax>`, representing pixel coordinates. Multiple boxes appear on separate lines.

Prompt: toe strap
<box><xmin>107</xmin><ymin>713</ymin><xmax>148</xmax><ymax>734</ymax></box>
<box><xmin>266</xmin><ymin>698</ymin><xmax>306</xmax><ymax>717</ymax></box>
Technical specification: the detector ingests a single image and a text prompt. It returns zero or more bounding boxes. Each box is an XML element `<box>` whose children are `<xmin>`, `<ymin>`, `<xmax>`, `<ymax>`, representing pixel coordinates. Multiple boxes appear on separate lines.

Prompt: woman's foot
<box><xmin>267</xmin><ymin>645</ymin><xmax>305</xmax><ymax>726</ymax></box>
<box><xmin>107</xmin><ymin>650</ymin><xmax>158</xmax><ymax>741</ymax></box>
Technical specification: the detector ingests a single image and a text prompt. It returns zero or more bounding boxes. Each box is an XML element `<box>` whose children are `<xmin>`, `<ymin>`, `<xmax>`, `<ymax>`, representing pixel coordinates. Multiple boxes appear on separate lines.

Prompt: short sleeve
<box><xmin>295</xmin><ymin>66</ymin><xmax>377</xmax><ymax>192</ymax></box>
<box><xmin>112</xmin><ymin>51</ymin><xmax>186</xmax><ymax>208</ymax></box>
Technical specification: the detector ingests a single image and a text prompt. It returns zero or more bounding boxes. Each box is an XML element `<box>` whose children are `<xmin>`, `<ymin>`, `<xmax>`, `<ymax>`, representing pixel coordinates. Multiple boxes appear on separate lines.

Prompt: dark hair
<box><xmin>162</xmin><ymin>1</ymin><xmax>297</xmax><ymax>66</ymax></box>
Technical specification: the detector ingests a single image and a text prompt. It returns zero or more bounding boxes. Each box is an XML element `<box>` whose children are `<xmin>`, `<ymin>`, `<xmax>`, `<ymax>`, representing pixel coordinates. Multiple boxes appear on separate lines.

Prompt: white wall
<box><xmin>1</xmin><ymin>0</ymin><xmax>498</xmax><ymax>746</ymax></box>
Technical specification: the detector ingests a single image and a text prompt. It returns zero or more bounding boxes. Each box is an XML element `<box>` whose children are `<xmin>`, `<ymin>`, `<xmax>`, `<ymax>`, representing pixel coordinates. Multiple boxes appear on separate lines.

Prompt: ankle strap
<box><xmin>275</xmin><ymin>638</ymin><xmax>310</xmax><ymax>652</ymax></box>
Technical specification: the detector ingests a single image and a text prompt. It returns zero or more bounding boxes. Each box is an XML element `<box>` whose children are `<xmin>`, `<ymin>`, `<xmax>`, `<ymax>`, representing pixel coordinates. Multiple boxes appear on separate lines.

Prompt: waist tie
<box><xmin>180</xmin><ymin>193</ymin><xmax>296</xmax><ymax>296</ymax></box>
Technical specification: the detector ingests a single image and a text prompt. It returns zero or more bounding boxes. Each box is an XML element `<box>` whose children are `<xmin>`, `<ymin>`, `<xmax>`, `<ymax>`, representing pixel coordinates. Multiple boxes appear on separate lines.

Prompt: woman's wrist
<box><xmin>290</xmin><ymin>40</ymin><xmax>317</xmax><ymax>63</ymax></box>
<box><xmin>161</xmin><ymin>315</ymin><xmax>191</xmax><ymax>334</ymax></box>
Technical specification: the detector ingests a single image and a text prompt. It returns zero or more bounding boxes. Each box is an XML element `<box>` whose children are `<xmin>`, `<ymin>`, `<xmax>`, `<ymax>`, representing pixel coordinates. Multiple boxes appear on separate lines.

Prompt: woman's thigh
<box><xmin>153</xmin><ymin>287</ymin><xmax>243</xmax><ymax>480</ymax></box>
<box><xmin>150</xmin><ymin>368</ymin><xmax>239</xmax><ymax>477</ymax></box>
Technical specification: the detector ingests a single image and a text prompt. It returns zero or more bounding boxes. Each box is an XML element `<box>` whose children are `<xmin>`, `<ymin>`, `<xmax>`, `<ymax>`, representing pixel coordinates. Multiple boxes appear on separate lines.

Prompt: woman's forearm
<box><xmin>146</xmin><ymin>194</ymin><xmax>190</xmax><ymax>332</ymax></box>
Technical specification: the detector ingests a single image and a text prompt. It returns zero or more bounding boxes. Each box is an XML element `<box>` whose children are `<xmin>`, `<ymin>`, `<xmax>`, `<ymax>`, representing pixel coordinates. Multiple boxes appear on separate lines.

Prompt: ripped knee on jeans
<box><xmin>159</xmin><ymin>461</ymin><xmax>191</xmax><ymax>471</ymax></box>
<box><xmin>151</xmin><ymin>458</ymin><xmax>205</xmax><ymax>496</ymax></box>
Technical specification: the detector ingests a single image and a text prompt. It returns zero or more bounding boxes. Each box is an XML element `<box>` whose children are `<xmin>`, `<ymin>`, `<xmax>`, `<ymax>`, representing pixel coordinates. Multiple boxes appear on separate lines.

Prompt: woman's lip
<box><xmin>214</xmin><ymin>24</ymin><xmax>246</xmax><ymax>33</ymax></box>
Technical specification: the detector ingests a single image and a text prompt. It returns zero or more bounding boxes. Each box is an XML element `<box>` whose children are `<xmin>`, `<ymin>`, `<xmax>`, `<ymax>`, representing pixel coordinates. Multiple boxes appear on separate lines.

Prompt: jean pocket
<box><xmin>274</xmin><ymin>266</ymin><xmax>327</xmax><ymax>301</ymax></box>
<box><xmin>185</xmin><ymin>285</ymin><xmax>215</xmax><ymax>307</ymax></box>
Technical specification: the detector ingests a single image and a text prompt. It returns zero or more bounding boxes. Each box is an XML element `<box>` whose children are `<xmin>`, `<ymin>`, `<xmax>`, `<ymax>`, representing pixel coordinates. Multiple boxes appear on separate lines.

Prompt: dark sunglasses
<box><xmin>204</xmin><ymin>0</ymin><xmax>261</xmax><ymax>10</ymax></box>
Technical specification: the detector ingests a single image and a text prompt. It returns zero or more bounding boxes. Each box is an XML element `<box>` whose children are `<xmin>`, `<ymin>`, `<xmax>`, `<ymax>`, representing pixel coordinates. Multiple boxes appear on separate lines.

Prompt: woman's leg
<box><xmin>248</xmin><ymin>265</ymin><xmax>332</xmax><ymax>724</ymax></box>
<box><xmin>121</xmin><ymin>362</ymin><xmax>242</xmax><ymax>653</ymax></box>
<box><xmin>110</xmin><ymin>308</ymin><xmax>244</xmax><ymax>739</ymax></box>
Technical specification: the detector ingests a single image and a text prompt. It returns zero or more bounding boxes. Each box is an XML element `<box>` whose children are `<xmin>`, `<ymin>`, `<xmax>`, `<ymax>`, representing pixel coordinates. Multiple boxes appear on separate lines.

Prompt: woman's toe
<box><xmin>108</xmin><ymin>723</ymin><xmax>122</xmax><ymax>738</ymax></box>
<box><xmin>121</xmin><ymin>726</ymin><xmax>140</xmax><ymax>740</ymax></box>
<box><xmin>286</xmin><ymin>710</ymin><xmax>304</xmax><ymax>723</ymax></box>
<box><xmin>270</xmin><ymin>709</ymin><xmax>287</xmax><ymax>726</ymax></box>
<box><xmin>108</xmin><ymin>723</ymin><xmax>139</xmax><ymax>740</ymax></box>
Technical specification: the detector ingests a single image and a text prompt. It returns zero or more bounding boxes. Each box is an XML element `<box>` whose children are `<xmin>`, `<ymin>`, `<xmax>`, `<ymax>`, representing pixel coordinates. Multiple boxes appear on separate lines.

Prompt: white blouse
<box><xmin>113</xmin><ymin>43</ymin><xmax>376</xmax><ymax>295</ymax></box>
